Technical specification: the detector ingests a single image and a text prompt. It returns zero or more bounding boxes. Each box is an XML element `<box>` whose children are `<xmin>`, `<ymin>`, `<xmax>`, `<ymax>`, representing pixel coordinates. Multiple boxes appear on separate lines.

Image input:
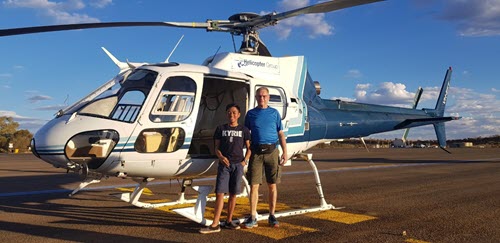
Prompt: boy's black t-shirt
<box><xmin>213</xmin><ymin>124</ymin><xmax>251</xmax><ymax>164</ymax></box>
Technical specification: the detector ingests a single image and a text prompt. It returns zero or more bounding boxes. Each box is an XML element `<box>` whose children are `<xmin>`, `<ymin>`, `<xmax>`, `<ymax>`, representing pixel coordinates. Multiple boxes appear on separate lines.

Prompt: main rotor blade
<box><xmin>0</xmin><ymin>21</ymin><xmax>211</xmax><ymax>37</ymax></box>
<box><xmin>248</xmin><ymin>0</ymin><xmax>385</xmax><ymax>30</ymax></box>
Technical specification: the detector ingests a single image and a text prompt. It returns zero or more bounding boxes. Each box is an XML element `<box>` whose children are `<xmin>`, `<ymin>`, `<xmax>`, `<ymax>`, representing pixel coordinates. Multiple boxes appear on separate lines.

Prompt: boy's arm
<box><xmin>242</xmin><ymin>139</ymin><xmax>251</xmax><ymax>166</ymax></box>
<box><xmin>214</xmin><ymin>139</ymin><xmax>229</xmax><ymax>167</ymax></box>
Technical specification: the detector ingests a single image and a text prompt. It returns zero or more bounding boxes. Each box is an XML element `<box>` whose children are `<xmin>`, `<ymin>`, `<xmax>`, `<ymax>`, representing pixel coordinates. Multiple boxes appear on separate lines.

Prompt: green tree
<box><xmin>11</xmin><ymin>129</ymin><xmax>33</xmax><ymax>152</ymax></box>
<box><xmin>0</xmin><ymin>116</ymin><xmax>21</xmax><ymax>152</ymax></box>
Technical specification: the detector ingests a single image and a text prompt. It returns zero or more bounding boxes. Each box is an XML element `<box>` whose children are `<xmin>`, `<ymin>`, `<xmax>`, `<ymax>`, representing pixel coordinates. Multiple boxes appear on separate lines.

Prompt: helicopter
<box><xmin>0</xmin><ymin>0</ymin><xmax>460</xmax><ymax>225</ymax></box>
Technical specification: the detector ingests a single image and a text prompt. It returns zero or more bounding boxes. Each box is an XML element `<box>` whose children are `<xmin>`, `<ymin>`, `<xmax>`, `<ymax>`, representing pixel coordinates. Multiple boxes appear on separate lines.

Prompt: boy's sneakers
<box><xmin>224</xmin><ymin>221</ymin><xmax>240</xmax><ymax>230</ymax></box>
<box><xmin>241</xmin><ymin>217</ymin><xmax>258</xmax><ymax>229</ymax></box>
<box><xmin>268</xmin><ymin>215</ymin><xmax>279</xmax><ymax>228</ymax></box>
<box><xmin>199</xmin><ymin>225</ymin><xmax>221</xmax><ymax>234</ymax></box>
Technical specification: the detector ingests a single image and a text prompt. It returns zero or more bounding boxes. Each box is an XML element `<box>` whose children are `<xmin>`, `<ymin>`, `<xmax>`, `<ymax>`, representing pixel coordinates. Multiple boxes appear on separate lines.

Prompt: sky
<box><xmin>0</xmin><ymin>0</ymin><xmax>499</xmax><ymax>141</ymax></box>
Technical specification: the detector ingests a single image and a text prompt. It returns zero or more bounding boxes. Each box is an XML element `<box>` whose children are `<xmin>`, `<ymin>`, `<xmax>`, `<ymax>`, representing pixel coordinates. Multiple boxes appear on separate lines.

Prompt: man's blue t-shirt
<box><xmin>245</xmin><ymin>106</ymin><xmax>283</xmax><ymax>145</ymax></box>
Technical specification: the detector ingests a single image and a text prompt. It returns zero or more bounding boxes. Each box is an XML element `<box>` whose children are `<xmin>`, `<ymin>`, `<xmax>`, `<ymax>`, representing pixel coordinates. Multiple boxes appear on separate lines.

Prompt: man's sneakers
<box><xmin>241</xmin><ymin>217</ymin><xmax>258</xmax><ymax>229</ymax></box>
<box><xmin>268</xmin><ymin>214</ymin><xmax>279</xmax><ymax>228</ymax></box>
<box><xmin>199</xmin><ymin>225</ymin><xmax>221</xmax><ymax>234</ymax></box>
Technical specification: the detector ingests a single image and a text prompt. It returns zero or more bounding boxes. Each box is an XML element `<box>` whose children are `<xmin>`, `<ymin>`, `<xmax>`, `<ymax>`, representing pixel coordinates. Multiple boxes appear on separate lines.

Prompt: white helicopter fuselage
<box><xmin>32</xmin><ymin>50</ymin><xmax>455</xmax><ymax>181</ymax></box>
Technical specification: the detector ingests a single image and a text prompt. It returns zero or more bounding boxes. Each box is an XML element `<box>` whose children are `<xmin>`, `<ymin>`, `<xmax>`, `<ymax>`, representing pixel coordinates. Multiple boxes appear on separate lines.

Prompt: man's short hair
<box><xmin>256</xmin><ymin>86</ymin><xmax>269</xmax><ymax>95</ymax></box>
<box><xmin>226</xmin><ymin>103</ymin><xmax>241</xmax><ymax>112</ymax></box>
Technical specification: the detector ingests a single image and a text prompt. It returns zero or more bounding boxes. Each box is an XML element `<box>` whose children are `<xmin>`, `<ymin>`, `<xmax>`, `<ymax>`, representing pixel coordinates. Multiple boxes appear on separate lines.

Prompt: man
<box><xmin>243</xmin><ymin>87</ymin><xmax>287</xmax><ymax>228</ymax></box>
<box><xmin>200</xmin><ymin>103</ymin><xmax>251</xmax><ymax>234</ymax></box>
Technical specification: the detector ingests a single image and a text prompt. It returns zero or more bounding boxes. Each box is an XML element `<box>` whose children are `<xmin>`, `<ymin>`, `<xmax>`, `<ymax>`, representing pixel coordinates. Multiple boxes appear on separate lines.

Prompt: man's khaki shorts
<box><xmin>246</xmin><ymin>148</ymin><xmax>280</xmax><ymax>185</ymax></box>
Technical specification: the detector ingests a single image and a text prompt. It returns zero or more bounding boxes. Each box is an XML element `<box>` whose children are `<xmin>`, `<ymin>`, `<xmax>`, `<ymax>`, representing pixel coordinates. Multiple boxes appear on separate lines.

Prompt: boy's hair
<box><xmin>226</xmin><ymin>103</ymin><xmax>240</xmax><ymax>112</ymax></box>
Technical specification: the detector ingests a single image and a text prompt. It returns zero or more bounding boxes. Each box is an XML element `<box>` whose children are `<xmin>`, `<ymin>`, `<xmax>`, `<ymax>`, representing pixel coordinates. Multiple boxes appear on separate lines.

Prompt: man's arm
<box><xmin>278</xmin><ymin>130</ymin><xmax>287</xmax><ymax>165</ymax></box>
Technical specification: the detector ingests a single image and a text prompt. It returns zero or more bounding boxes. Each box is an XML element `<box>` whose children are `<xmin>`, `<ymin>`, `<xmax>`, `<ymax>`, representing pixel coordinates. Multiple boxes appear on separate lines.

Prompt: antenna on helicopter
<box><xmin>101</xmin><ymin>47</ymin><xmax>129</xmax><ymax>71</ymax></box>
<box><xmin>165</xmin><ymin>35</ymin><xmax>184</xmax><ymax>63</ymax></box>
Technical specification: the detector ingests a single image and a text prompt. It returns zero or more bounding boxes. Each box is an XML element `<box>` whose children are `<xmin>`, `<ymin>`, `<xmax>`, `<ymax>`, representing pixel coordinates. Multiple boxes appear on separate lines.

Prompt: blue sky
<box><xmin>0</xmin><ymin>0</ymin><xmax>499</xmax><ymax>140</ymax></box>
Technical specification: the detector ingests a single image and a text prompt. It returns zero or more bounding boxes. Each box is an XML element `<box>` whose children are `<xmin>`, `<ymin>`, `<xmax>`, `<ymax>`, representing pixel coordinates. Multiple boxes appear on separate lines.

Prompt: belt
<box><xmin>252</xmin><ymin>144</ymin><xmax>276</xmax><ymax>154</ymax></box>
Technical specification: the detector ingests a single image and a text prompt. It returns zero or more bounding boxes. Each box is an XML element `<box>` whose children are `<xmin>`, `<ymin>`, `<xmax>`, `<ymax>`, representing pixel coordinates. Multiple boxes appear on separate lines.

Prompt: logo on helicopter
<box><xmin>233</xmin><ymin>58</ymin><xmax>280</xmax><ymax>74</ymax></box>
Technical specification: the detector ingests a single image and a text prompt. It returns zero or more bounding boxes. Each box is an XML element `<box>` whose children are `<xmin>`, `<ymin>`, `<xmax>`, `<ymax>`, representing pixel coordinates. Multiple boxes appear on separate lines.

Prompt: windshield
<box><xmin>75</xmin><ymin>69</ymin><xmax>158</xmax><ymax>122</ymax></box>
<box><xmin>63</xmin><ymin>70</ymin><xmax>132</xmax><ymax>115</ymax></box>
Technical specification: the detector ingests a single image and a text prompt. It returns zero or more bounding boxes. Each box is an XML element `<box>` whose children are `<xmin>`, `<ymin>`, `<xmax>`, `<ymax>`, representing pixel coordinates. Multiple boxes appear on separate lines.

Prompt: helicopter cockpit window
<box><xmin>77</xmin><ymin>69</ymin><xmax>155</xmax><ymax>122</ymax></box>
<box><xmin>63</xmin><ymin>70</ymin><xmax>131</xmax><ymax>116</ymax></box>
<box><xmin>111</xmin><ymin>90</ymin><xmax>145</xmax><ymax>122</ymax></box>
<box><xmin>150</xmin><ymin>76</ymin><xmax>196</xmax><ymax>122</ymax></box>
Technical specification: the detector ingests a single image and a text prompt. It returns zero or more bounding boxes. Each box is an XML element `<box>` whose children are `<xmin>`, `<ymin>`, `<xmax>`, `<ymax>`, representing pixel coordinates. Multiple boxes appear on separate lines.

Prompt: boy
<box><xmin>200</xmin><ymin>103</ymin><xmax>251</xmax><ymax>234</ymax></box>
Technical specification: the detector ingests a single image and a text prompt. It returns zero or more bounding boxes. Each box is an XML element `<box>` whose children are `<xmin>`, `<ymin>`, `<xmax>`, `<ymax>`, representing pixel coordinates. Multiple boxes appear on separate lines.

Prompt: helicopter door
<box><xmin>122</xmin><ymin>74</ymin><xmax>201</xmax><ymax>166</ymax></box>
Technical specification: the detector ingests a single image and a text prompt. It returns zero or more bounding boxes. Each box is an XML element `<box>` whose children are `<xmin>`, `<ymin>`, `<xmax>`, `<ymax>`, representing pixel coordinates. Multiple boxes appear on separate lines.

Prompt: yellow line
<box><xmin>116</xmin><ymin>187</ymin><xmax>154</xmax><ymax>196</ymax></box>
<box><xmin>242</xmin><ymin>222</ymin><xmax>317</xmax><ymax>240</ymax></box>
<box><xmin>152</xmin><ymin>195</ymin><xmax>378</xmax><ymax>240</ymax></box>
<box><xmin>405</xmin><ymin>238</ymin><xmax>431</xmax><ymax>243</ymax></box>
<box><xmin>306</xmin><ymin>210</ymin><xmax>377</xmax><ymax>224</ymax></box>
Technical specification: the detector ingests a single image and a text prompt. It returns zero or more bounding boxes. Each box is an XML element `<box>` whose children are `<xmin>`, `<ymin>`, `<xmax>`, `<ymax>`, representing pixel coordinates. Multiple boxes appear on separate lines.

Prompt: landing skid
<box><xmin>68</xmin><ymin>164</ymin><xmax>106</xmax><ymax>197</ymax></box>
<box><xmin>174</xmin><ymin>153</ymin><xmax>342</xmax><ymax>226</ymax></box>
<box><xmin>114</xmin><ymin>178</ymin><xmax>249</xmax><ymax>209</ymax></box>
<box><xmin>69</xmin><ymin>178</ymin><xmax>101</xmax><ymax>197</ymax></box>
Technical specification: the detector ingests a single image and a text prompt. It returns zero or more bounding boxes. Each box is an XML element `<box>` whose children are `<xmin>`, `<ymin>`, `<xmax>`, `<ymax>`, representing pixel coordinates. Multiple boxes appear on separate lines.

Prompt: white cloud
<box><xmin>331</xmin><ymin>96</ymin><xmax>355</xmax><ymax>102</ymax></box>
<box><xmin>89</xmin><ymin>0</ymin><xmax>111</xmax><ymax>9</ymax></box>
<box><xmin>0</xmin><ymin>110</ymin><xmax>48</xmax><ymax>133</ymax></box>
<box><xmin>0</xmin><ymin>73</ymin><xmax>13</xmax><ymax>78</ymax></box>
<box><xmin>270</xmin><ymin>0</ymin><xmax>334</xmax><ymax>39</ymax></box>
<box><xmin>36</xmin><ymin>104</ymin><xmax>68</xmax><ymax>111</ymax></box>
<box><xmin>493</xmin><ymin>88</ymin><xmax>500</xmax><ymax>92</ymax></box>
<box><xmin>343</xmin><ymin>80</ymin><xmax>500</xmax><ymax>139</ymax></box>
<box><xmin>447</xmin><ymin>87</ymin><xmax>500</xmax><ymax>117</ymax></box>
<box><xmin>345</xmin><ymin>69</ymin><xmax>363</xmax><ymax>79</ymax></box>
<box><xmin>27</xmin><ymin>94</ymin><xmax>53</xmax><ymax>103</ymax></box>
<box><xmin>46</xmin><ymin>8</ymin><xmax>99</xmax><ymax>24</ymax></box>
<box><xmin>0</xmin><ymin>110</ymin><xmax>39</xmax><ymax>121</ymax></box>
<box><xmin>3</xmin><ymin>0</ymin><xmax>102</xmax><ymax>24</ymax></box>
<box><xmin>435</xmin><ymin>0</ymin><xmax>500</xmax><ymax>37</ymax></box>
<box><xmin>354</xmin><ymin>82</ymin><xmax>415</xmax><ymax>106</ymax></box>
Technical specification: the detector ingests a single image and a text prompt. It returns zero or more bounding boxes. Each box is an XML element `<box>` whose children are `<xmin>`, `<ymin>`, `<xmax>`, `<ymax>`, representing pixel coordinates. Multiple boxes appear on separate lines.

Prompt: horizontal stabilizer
<box><xmin>394</xmin><ymin>117</ymin><xmax>455</xmax><ymax>130</ymax></box>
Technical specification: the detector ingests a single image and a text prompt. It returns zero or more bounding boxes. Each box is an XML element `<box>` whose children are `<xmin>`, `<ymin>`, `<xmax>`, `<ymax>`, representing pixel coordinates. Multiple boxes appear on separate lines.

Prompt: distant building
<box><xmin>392</xmin><ymin>138</ymin><xmax>405</xmax><ymax>148</ymax></box>
<box><xmin>450</xmin><ymin>142</ymin><xmax>473</xmax><ymax>148</ymax></box>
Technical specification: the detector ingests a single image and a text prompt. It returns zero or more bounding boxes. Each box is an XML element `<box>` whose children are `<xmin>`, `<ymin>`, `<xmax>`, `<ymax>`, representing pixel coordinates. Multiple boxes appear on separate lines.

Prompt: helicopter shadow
<box><xmin>0</xmin><ymin>171</ymin><xmax>204</xmax><ymax>241</ymax></box>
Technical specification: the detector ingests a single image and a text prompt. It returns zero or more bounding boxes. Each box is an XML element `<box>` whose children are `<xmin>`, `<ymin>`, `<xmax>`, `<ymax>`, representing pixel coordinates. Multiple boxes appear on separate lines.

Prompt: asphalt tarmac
<box><xmin>1</xmin><ymin>148</ymin><xmax>499</xmax><ymax>243</ymax></box>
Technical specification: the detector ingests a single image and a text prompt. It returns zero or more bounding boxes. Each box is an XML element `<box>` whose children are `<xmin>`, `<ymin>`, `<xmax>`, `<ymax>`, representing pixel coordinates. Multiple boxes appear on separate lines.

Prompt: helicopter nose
<box><xmin>30</xmin><ymin>138</ymin><xmax>40</xmax><ymax>158</ymax></box>
<box><xmin>65</xmin><ymin>130</ymin><xmax>119</xmax><ymax>169</ymax></box>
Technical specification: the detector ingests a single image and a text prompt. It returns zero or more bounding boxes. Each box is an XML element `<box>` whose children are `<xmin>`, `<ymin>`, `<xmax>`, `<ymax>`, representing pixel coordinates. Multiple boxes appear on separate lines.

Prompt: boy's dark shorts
<box><xmin>246</xmin><ymin>148</ymin><xmax>280</xmax><ymax>185</ymax></box>
<box><xmin>215</xmin><ymin>162</ymin><xmax>244</xmax><ymax>194</ymax></box>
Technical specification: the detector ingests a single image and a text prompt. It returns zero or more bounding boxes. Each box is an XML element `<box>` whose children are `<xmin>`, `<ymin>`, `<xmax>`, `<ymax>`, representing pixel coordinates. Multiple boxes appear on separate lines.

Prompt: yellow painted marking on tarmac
<box><xmin>243</xmin><ymin>222</ymin><xmax>317</xmax><ymax>240</ymax></box>
<box><xmin>307</xmin><ymin>210</ymin><xmax>377</xmax><ymax>224</ymax></box>
<box><xmin>156</xmin><ymin>203</ymin><xmax>196</xmax><ymax>212</ymax></box>
<box><xmin>116</xmin><ymin>187</ymin><xmax>154</xmax><ymax>196</ymax></box>
<box><xmin>185</xmin><ymin>196</ymin><xmax>294</xmax><ymax>219</ymax></box>
<box><xmin>405</xmin><ymin>238</ymin><xmax>430</xmax><ymax>243</ymax></box>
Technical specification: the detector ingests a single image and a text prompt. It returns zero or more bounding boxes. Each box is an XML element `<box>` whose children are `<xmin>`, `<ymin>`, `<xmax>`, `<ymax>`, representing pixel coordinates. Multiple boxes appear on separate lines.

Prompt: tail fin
<box><xmin>434</xmin><ymin>67</ymin><xmax>453</xmax><ymax>152</ymax></box>
<box><xmin>435</xmin><ymin>67</ymin><xmax>452</xmax><ymax>116</ymax></box>
<box><xmin>433</xmin><ymin>122</ymin><xmax>451</xmax><ymax>153</ymax></box>
<box><xmin>398</xmin><ymin>67</ymin><xmax>458</xmax><ymax>153</ymax></box>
